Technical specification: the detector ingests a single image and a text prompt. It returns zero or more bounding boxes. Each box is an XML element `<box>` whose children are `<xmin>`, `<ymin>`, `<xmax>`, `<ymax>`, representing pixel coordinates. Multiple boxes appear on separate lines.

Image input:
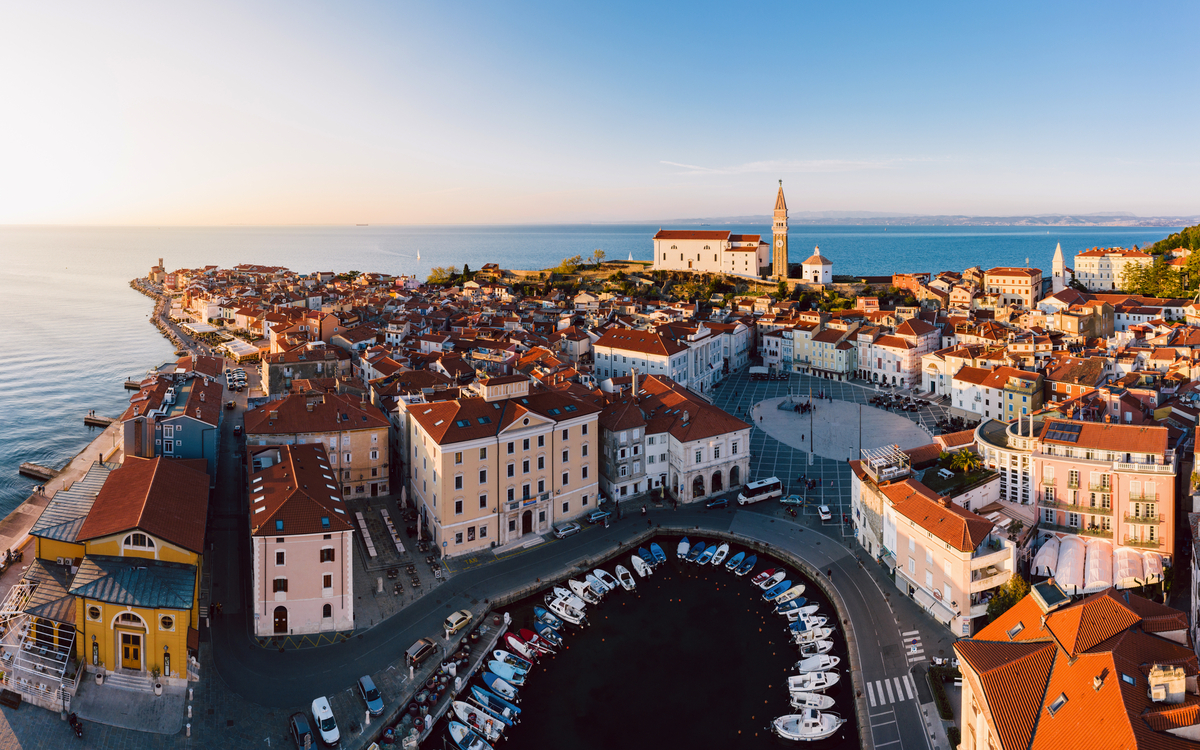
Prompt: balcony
<box><xmin>1041</xmin><ymin>522</ymin><xmax>1112</xmax><ymax>539</ymax></box>
<box><xmin>1113</xmin><ymin>461</ymin><xmax>1174</xmax><ymax>475</ymax></box>
<box><xmin>1123</xmin><ymin>537</ymin><xmax>1163</xmax><ymax>549</ymax></box>
<box><xmin>1088</xmin><ymin>483</ymin><xmax>1112</xmax><ymax>492</ymax></box>
<box><xmin>1067</xmin><ymin>479</ymin><xmax>1080</xmax><ymax>489</ymax></box>
<box><xmin>970</xmin><ymin>568</ymin><xmax>1013</xmax><ymax>593</ymax></box>
<box><xmin>1122</xmin><ymin>512</ymin><xmax>1163</xmax><ymax>524</ymax></box>
<box><xmin>1127</xmin><ymin>493</ymin><xmax>1159</xmax><ymax>503</ymax></box>
<box><xmin>1040</xmin><ymin>477</ymin><xmax>1055</xmax><ymax>486</ymax></box>
<box><xmin>1039</xmin><ymin>498</ymin><xmax>1111</xmax><ymax>516</ymax></box>
<box><xmin>969</xmin><ymin>602</ymin><xmax>989</xmax><ymax>618</ymax></box>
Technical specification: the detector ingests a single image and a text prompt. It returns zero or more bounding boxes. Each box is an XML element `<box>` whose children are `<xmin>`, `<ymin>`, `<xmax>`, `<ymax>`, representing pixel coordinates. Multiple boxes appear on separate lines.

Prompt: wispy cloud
<box><xmin>660</xmin><ymin>158</ymin><xmax>916</xmax><ymax>175</ymax></box>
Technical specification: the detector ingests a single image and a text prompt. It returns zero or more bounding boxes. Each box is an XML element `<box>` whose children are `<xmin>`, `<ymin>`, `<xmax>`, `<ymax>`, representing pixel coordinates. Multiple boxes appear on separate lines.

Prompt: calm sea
<box><xmin>0</xmin><ymin>224</ymin><xmax>1177</xmax><ymax>517</ymax></box>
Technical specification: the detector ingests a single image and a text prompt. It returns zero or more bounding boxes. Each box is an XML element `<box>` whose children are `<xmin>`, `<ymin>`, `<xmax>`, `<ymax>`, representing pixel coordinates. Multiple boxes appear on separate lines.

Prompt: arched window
<box><xmin>322</xmin><ymin>603</ymin><xmax>332</xmax><ymax>619</ymax></box>
<box><xmin>123</xmin><ymin>533</ymin><xmax>155</xmax><ymax>550</ymax></box>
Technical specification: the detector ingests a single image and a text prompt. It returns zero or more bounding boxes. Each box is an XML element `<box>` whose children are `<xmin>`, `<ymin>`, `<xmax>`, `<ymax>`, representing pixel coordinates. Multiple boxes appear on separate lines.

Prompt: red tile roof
<box><xmin>247</xmin><ymin>444</ymin><xmax>353</xmax><ymax>537</ymax></box>
<box><xmin>652</xmin><ymin>230</ymin><xmax>731</xmax><ymax>241</ymax></box>
<box><xmin>956</xmin><ymin>640</ymin><xmax>1056</xmax><ymax>750</ymax></box>
<box><xmin>77</xmin><ymin>457</ymin><xmax>209</xmax><ymax>554</ymax></box>
<box><xmin>244</xmin><ymin>392</ymin><xmax>390</xmax><ymax>436</ymax></box>
<box><xmin>881</xmin><ymin>480</ymin><xmax>993</xmax><ymax>552</ymax></box>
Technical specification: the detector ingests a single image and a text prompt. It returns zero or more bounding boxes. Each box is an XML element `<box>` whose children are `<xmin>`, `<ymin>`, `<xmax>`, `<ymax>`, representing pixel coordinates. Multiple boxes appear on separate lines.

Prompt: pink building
<box><xmin>248</xmin><ymin>444</ymin><xmax>356</xmax><ymax>636</ymax></box>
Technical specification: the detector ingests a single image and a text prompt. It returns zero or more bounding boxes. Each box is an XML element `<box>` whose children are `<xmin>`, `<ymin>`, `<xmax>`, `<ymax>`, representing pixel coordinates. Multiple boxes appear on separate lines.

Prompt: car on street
<box><xmin>225</xmin><ymin>400</ymin><xmax>236</xmax><ymax>410</ymax></box>
<box><xmin>405</xmin><ymin>637</ymin><xmax>438</xmax><ymax>668</ymax></box>
<box><xmin>289</xmin><ymin>712</ymin><xmax>314</xmax><ymax>750</ymax></box>
<box><xmin>310</xmin><ymin>696</ymin><xmax>340</xmax><ymax>747</ymax></box>
<box><xmin>554</xmin><ymin>522</ymin><xmax>581</xmax><ymax>539</ymax></box>
<box><xmin>357</xmin><ymin>675</ymin><xmax>384</xmax><ymax>716</ymax></box>
<box><xmin>586</xmin><ymin>510</ymin><xmax>611</xmax><ymax>525</ymax></box>
<box><xmin>818</xmin><ymin>505</ymin><xmax>832</xmax><ymax>521</ymax></box>
<box><xmin>233</xmin><ymin>424</ymin><xmax>243</xmax><ymax>437</ymax></box>
<box><xmin>705</xmin><ymin>497</ymin><xmax>729</xmax><ymax>509</ymax></box>
<box><xmin>780</xmin><ymin>495</ymin><xmax>804</xmax><ymax>507</ymax></box>
<box><xmin>444</xmin><ymin>609</ymin><xmax>473</xmax><ymax>635</ymax></box>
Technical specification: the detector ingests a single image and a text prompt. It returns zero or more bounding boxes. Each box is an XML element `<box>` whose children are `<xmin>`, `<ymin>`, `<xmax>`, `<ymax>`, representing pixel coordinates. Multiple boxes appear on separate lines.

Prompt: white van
<box><xmin>311</xmin><ymin>696</ymin><xmax>340</xmax><ymax>746</ymax></box>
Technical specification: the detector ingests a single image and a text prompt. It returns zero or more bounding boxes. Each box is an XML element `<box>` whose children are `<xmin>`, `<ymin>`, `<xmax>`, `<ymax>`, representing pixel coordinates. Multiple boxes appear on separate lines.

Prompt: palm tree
<box><xmin>950</xmin><ymin>449</ymin><xmax>982</xmax><ymax>473</ymax></box>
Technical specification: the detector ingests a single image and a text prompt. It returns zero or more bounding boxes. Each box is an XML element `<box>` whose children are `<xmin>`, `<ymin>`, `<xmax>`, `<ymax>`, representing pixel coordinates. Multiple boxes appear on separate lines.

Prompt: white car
<box><xmin>817</xmin><ymin>505</ymin><xmax>832</xmax><ymax>522</ymax></box>
<box><xmin>311</xmin><ymin>696</ymin><xmax>340</xmax><ymax>747</ymax></box>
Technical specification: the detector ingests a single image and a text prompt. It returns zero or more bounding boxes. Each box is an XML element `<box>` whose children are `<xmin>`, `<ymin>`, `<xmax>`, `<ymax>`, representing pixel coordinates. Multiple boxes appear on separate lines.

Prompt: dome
<box><xmin>801</xmin><ymin>246</ymin><xmax>832</xmax><ymax>267</ymax></box>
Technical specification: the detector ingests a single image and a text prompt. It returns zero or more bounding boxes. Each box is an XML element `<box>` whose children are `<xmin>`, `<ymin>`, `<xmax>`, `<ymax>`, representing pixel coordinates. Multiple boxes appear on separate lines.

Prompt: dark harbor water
<box><xmin>442</xmin><ymin>537</ymin><xmax>856</xmax><ymax>749</ymax></box>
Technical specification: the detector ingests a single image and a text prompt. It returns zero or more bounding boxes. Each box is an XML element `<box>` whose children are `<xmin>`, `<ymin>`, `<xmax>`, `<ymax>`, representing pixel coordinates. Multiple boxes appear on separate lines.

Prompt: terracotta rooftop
<box><xmin>77</xmin><ymin>456</ymin><xmax>209</xmax><ymax>554</ymax></box>
<box><xmin>247</xmin><ymin>444</ymin><xmax>353</xmax><ymax>537</ymax></box>
<box><xmin>881</xmin><ymin>479</ymin><xmax>993</xmax><ymax>552</ymax></box>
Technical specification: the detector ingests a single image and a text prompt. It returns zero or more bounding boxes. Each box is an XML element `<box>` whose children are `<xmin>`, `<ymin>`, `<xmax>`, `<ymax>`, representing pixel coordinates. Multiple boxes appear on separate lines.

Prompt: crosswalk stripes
<box><xmin>867</xmin><ymin>675</ymin><xmax>918</xmax><ymax>708</ymax></box>
<box><xmin>902</xmin><ymin>629</ymin><xmax>925</xmax><ymax>664</ymax></box>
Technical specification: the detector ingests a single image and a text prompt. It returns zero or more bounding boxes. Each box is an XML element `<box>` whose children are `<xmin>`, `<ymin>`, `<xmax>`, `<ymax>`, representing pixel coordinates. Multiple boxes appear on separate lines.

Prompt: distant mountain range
<box><xmin>657</xmin><ymin>212</ymin><xmax>1200</xmax><ymax>227</ymax></box>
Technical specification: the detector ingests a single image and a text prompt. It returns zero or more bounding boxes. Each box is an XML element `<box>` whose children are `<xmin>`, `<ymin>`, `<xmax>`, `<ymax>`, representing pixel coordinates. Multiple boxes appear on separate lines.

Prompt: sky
<box><xmin>0</xmin><ymin>1</ymin><xmax>1197</xmax><ymax>225</ymax></box>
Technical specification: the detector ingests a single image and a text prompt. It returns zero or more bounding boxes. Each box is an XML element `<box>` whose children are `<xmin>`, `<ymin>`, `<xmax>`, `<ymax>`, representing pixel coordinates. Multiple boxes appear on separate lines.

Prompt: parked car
<box><xmin>357</xmin><ymin>675</ymin><xmax>384</xmax><ymax>716</ymax></box>
<box><xmin>818</xmin><ymin>505</ymin><xmax>832</xmax><ymax>521</ymax></box>
<box><xmin>586</xmin><ymin>510</ymin><xmax>611</xmax><ymax>525</ymax></box>
<box><xmin>310</xmin><ymin>697</ymin><xmax>340</xmax><ymax>747</ymax></box>
<box><xmin>705</xmin><ymin>497</ymin><xmax>729</xmax><ymax>509</ymax></box>
<box><xmin>405</xmin><ymin>637</ymin><xmax>438</xmax><ymax>668</ymax></box>
<box><xmin>554</xmin><ymin>522</ymin><xmax>581</xmax><ymax>539</ymax></box>
<box><xmin>233</xmin><ymin>424</ymin><xmax>243</xmax><ymax>437</ymax></box>
<box><xmin>780</xmin><ymin>495</ymin><xmax>804</xmax><ymax>507</ymax></box>
<box><xmin>444</xmin><ymin>609</ymin><xmax>473</xmax><ymax>635</ymax></box>
<box><xmin>225</xmin><ymin>400</ymin><xmax>236</xmax><ymax>410</ymax></box>
<box><xmin>289</xmin><ymin>712</ymin><xmax>314</xmax><ymax>750</ymax></box>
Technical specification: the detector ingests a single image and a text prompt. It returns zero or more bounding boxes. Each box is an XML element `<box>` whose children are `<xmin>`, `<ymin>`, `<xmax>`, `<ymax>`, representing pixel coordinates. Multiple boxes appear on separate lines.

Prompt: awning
<box><xmin>1143</xmin><ymin>551</ymin><xmax>1164</xmax><ymax>584</ymax></box>
<box><xmin>1113</xmin><ymin>547</ymin><xmax>1144</xmax><ymax>589</ymax></box>
<box><xmin>1032</xmin><ymin>537</ymin><xmax>1061</xmax><ymax>577</ymax></box>
<box><xmin>880</xmin><ymin>551</ymin><xmax>897</xmax><ymax>573</ymax></box>
<box><xmin>1083</xmin><ymin>538</ymin><xmax>1114</xmax><ymax>593</ymax></box>
<box><xmin>1056</xmin><ymin>536</ymin><xmax>1086</xmax><ymax>595</ymax></box>
<box><xmin>912</xmin><ymin>587</ymin><xmax>956</xmax><ymax>624</ymax></box>
<box><xmin>913</xmin><ymin>587</ymin><xmax>936</xmax><ymax>610</ymax></box>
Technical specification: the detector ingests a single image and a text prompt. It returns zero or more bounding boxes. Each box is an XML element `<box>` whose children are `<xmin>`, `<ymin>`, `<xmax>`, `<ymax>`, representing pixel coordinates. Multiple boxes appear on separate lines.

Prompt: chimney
<box><xmin>199</xmin><ymin>391</ymin><xmax>206</xmax><ymax>402</ymax></box>
<box><xmin>682</xmin><ymin>410</ymin><xmax>689</xmax><ymax>423</ymax></box>
<box><xmin>269</xmin><ymin>410</ymin><xmax>279</xmax><ymax>420</ymax></box>
<box><xmin>631</xmin><ymin>367</ymin><xmax>639</xmax><ymax>396</ymax></box>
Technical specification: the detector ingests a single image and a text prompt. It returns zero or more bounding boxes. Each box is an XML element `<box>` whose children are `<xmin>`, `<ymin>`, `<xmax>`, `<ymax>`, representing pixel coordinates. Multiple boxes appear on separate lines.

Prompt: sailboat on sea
<box><xmin>628</xmin><ymin>252</ymin><xmax>633</xmax><ymax>261</ymax></box>
<box><xmin>417</xmin><ymin>249</ymin><xmax>421</xmax><ymax>260</ymax></box>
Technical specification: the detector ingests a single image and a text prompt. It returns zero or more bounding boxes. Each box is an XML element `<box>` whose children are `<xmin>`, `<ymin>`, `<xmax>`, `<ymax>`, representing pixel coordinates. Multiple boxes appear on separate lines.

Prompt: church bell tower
<box><xmin>773</xmin><ymin>180</ymin><xmax>789</xmax><ymax>280</ymax></box>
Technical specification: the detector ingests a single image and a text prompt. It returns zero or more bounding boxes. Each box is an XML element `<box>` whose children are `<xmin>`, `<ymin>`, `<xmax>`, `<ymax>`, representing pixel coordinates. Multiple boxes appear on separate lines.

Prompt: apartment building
<box><xmin>121</xmin><ymin>373</ymin><xmax>223</xmax><ymax>478</ymax></box>
<box><xmin>247</xmin><ymin>444</ymin><xmax>355</xmax><ymax>636</ymax></box>
<box><xmin>406</xmin><ymin>375</ymin><xmax>601</xmax><ymax>557</ymax></box>
<box><xmin>809</xmin><ymin>323</ymin><xmax>859</xmax><ymax>380</ymax></box>
<box><xmin>594</xmin><ymin>327</ymin><xmax>690</xmax><ymax>387</ymax></box>
<box><xmin>1073</xmin><ymin>247</ymin><xmax>1153</xmax><ymax>291</ymax></box>
<box><xmin>650</xmin><ymin>230</ymin><xmax>770</xmax><ymax>276</ymax></box>
<box><xmin>882</xmin><ymin>479</ymin><xmax>1015</xmax><ymax>636</ymax></box>
<box><xmin>260</xmin><ymin>342</ymin><xmax>353</xmax><ymax>397</ymax></box>
<box><xmin>243</xmin><ymin>392</ymin><xmax>391</xmax><ymax>497</ymax></box>
<box><xmin>856</xmin><ymin>318</ymin><xmax>941</xmax><ymax>387</ymax></box>
<box><xmin>950</xmin><ymin>366</ymin><xmax>1044</xmax><ymax>422</ymax></box>
<box><xmin>983</xmin><ymin>267</ymin><xmax>1043</xmax><ymax>308</ymax></box>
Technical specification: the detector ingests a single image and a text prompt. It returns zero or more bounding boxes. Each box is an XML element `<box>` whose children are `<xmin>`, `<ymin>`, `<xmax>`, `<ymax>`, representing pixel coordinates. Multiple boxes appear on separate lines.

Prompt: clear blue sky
<box><xmin>1</xmin><ymin>1</ymin><xmax>1196</xmax><ymax>224</ymax></box>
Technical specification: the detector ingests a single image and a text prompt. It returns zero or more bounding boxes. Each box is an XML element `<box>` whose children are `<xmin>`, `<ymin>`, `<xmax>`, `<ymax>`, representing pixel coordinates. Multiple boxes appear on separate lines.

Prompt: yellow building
<box><xmin>3</xmin><ymin>456</ymin><xmax>208</xmax><ymax>709</ymax></box>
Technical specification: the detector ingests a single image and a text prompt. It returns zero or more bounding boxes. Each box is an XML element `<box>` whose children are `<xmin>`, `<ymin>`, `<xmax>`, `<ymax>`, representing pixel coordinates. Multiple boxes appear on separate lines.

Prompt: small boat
<box><xmin>763</xmin><ymin>579</ymin><xmax>793</xmax><ymax>601</ymax></box>
<box><xmin>789</xmin><ymin>692</ymin><xmax>836</xmax><ymax>711</ymax></box>
<box><xmin>789</xmin><ymin>614</ymin><xmax>830</xmax><ymax>629</ymax></box>
<box><xmin>534</xmin><ymin>621</ymin><xmax>563</xmax><ymax>647</ymax></box>
<box><xmin>547</xmin><ymin>597</ymin><xmax>586</xmax><ymax>626</ymax></box>
<box><xmin>774</xmin><ymin>584</ymin><xmax>806</xmax><ymax>605</ymax></box>
<box><xmin>482</xmin><ymin>672</ymin><xmax>520</xmax><ymax>702</ymax></box>
<box><xmin>710</xmin><ymin>543</ymin><xmax>730</xmax><ymax>566</ymax></box>
<box><xmin>735</xmin><ymin>554</ymin><xmax>757</xmax><ymax>577</ymax></box>
<box><xmin>615</xmin><ymin>565</ymin><xmax>636</xmax><ymax>591</ymax></box>
<box><xmin>758</xmin><ymin>570</ymin><xmax>787</xmax><ymax>590</ymax></box>
<box><xmin>533</xmin><ymin>606</ymin><xmax>563</xmax><ymax>630</ymax></box>
<box><xmin>795</xmin><ymin>654</ymin><xmax>840</xmax><ymax>673</ymax></box>
<box><xmin>568</xmin><ymin>578</ymin><xmax>600</xmax><ymax>605</ymax></box>
<box><xmin>551</xmin><ymin>586</ymin><xmax>587</xmax><ymax>611</ymax></box>
<box><xmin>750</xmin><ymin>568</ymin><xmax>776</xmax><ymax>586</ymax></box>
<box><xmin>774</xmin><ymin>599</ymin><xmax>809</xmax><ymax>615</ymax></box>
<box><xmin>631</xmin><ymin>555</ymin><xmax>652</xmax><ymax>578</ymax></box>
<box><xmin>593</xmin><ymin>568</ymin><xmax>619</xmax><ymax>592</ymax></box>
<box><xmin>784</xmin><ymin>608</ymin><xmax>824</xmax><ymax>624</ymax></box>
<box><xmin>637</xmin><ymin>547</ymin><xmax>655</xmax><ymax>568</ymax></box>
<box><xmin>696</xmin><ymin>544</ymin><xmax>717</xmax><ymax>565</ymax></box>
<box><xmin>469</xmin><ymin>686</ymin><xmax>521</xmax><ymax>725</ymax></box>
<box><xmin>686</xmin><ymin>541</ymin><xmax>706</xmax><ymax>563</ymax></box>
<box><xmin>650</xmin><ymin>543</ymin><xmax>666</xmax><ymax>565</ymax></box>
<box><xmin>585</xmin><ymin>573</ymin><xmax>610</xmax><ymax>597</ymax></box>
<box><xmin>449</xmin><ymin>719</ymin><xmax>494</xmax><ymax>750</ymax></box>
<box><xmin>503</xmin><ymin>633</ymin><xmax>539</xmax><ymax>662</ymax></box>
<box><xmin>790</xmin><ymin>622</ymin><xmax>834</xmax><ymax>643</ymax></box>
<box><xmin>788</xmin><ymin>670</ymin><xmax>840</xmax><ymax>693</ymax></box>
<box><xmin>452</xmin><ymin>701</ymin><xmax>505</xmax><ymax>743</ymax></box>
<box><xmin>772</xmin><ymin>709</ymin><xmax>845</xmax><ymax>742</ymax></box>
<box><xmin>799</xmin><ymin>640</ymin><xmax>834</xmax><ymax>657</ymax></box>
<box><xmin>724</xmin><ymin>550</ymin><xmax>746</xmax><ymax>572</ymax></box>
<box><xmin>518</xmin><ymin>628</ymin><xmax>556</xmax><ymax>654</ymax></box>
<box><xmin>487</xmin><ymin>660</ymin><xmax>527</xmax><ymax>686</ymax></box>
<box><xmin>676</xmin><ymin>537</ymin><xmax>691</xmax><ymax>559</ymax></box>
<box><xmin>493</xmin><ymin>650</ymin><xmax>532</xmax><ymax>674</ymax></box>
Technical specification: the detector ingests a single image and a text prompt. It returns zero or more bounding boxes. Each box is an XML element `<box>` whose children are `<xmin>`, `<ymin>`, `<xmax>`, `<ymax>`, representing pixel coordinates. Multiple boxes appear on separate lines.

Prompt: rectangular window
<box><xmin>538</xmin><ymin>479</ymin><xmax>545</xmax><ymax>494</ymax></box>
<box><xmin>522</xmin><ymin>483</ymin><xmax>530</xmax><ymax>498</ymax></box>
<box><xmin>370</xmin><ymin>450</ymin><xmax>378</xmax><ymax>460</ymax></box>
<box><xmin>523</xmin><ymin>459</ymin><xmax>530</xmax><ymax>474</ymax></box>
<box><xmin>507</xmin><ymin>463</ymin><xmax>515</xmax><ymax>477</ymax></box>
<box><xmin>695</xmin><ymin>450</ymin><xmax>702</xmax><ymax>464</ymax></box>
<box><xmin>562</xmin><ymin>428</ymin><xmax>568</xmax><ymax>440</ymax></box>
<box><xmin>562</xmin><ymin>472</ymin><xmax>569</xmax><ymax>486</ymax></box>
<box><xmin>731</xmin><ymin>442</ymin><xmax>738</xmax><ymax>455</ymax></box>
<box><xmin>467</xmin><ymin>526</ymin><xmax>475</xmax><ymax>542</ymax></box>
<box><xmin>507</xmin><ymin>442</ymin><xmax>515</xmax><ymax>454</ymax></box>
<box><xmin>345</xmin><ymin>453</ymin><xmax>351</xmax><ymax>463</ymax></box>
<box><xmin>320</xmin><ymin>548</ymin><xmax>335</xmax><ymax>562</ymax></box>
<box><xmin>582</xmin><ymin>494</ymin><xmax>589</xmax><ymax>506</ymax></box>
<box><xmin>714</xmin><ymin>446</ymin><xmax>720</xmax><ymax>459</ymax></box>
<box><xmin>562</xmin><ymin>501</ymin><xmax>569</xmax><ymax>514</ymax></box>
<box><xmin>507</xmin><ymin>487</ymin><xmax>515</xmax><ymax>501</ymax></box>
<box><xmin>523</xmin><ymin>439</ymin><xmax>530</xmax><ymax>451</ymax></box>
<box><xmin>275</xmin><ymin>551</ymin><xmax>285</xmax><ymax>566</ymax></box>
<box><xmin>479</xmin><ymin>494</ymin><xmax>488</xmax><ymax>510</ymax></box>
<box><xmin>538</xmin><ymin>456</ymin><xmax>545</xmax><ymax>470</ymax></box>
<box><xmin>480</xmin><ymin>525</ymin><xmax>487</xmax><ymax>538</ymax></box>
<box><xmin>322</xmin><ymin>573</ymin><xmax>332</xmax><ymax>589</ymax></box>
<box><xmin>908</xmin><ymin>558</ymin><xmax>915</xmax><ymax>574</ymax></box>
<box><xmin>582</xmin><ymin>424</ymin><xmax>588</xmax><ymax>436</ymax></box>
<box><xmin>537</xmin><ymin>435</ymin><xmax>545</xmax><ymax>448</ymax></box>
<box><xmin>582</xmin><ymin>466</ymin><xmax>588</xmax><ymax>479</ymax></box>
<box><xmin>479</xmin><ymin>447</ymin><xmax>487</xmax><ymax>460</ymax></box>
<box><xmin>273</xmin><ymin>578</ymin><xmax>288</xmax><ymax>592</ymax></box>
<box><xmin>454</xmin><ymin>499</ymin><xmax>463</xmax><ymax>515</ymax></box>
<box><xmin>925</xmin><ymin>570</ymin><xmax>934</xmax><ymax>588</ymax></box>
<box><xmin>455</xmin><ymin>532</ymin><xmax>463</xmax><ymax>544</ymax></box>
<box><xmin>455</xmin><ymin>475</ymin><xmax>463</xmax><ymax>489</ymax></box>
<box><xmin>479</xmin><ymin>469</ymin><xmax>487</xmax><ymax>484</ymax></box>
<box><xmin>562</xmin><ymin>450</ymin><xmax>569</xmax><ymax>463</ymax></box>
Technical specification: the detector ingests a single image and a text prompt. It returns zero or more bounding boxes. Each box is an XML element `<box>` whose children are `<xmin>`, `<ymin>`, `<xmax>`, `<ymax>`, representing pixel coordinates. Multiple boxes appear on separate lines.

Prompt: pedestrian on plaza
<box><xmin>827</xmin><ymin>569</ymin><xmax>833</xmax><ymax>581</ymax></box>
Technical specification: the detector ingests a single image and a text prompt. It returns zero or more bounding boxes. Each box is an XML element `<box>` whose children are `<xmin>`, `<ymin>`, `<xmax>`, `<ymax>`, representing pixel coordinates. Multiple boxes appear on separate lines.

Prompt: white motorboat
<box><xmin>792</xmin><ymin>627</ymin><xmax>834</xmax><ymax>645</ymax></box>
<box><xmin>788</xmin><ymin>670</ymin><xmax>840</xmax><ymax>693</ymax></box>
<box><xmin>772</xmin><ymin>709</ymin><xmax>845</xmax><ymax>741</ymax></box>
<box><xmin>795</xmin><ymin>654</ymin><xmax>841</xmax><ymax>673</ymax></box>
<box><xmin>547</xmin><ymin>596</ymin><xmax>586</xmax><ymax>625</ymax></box>
<box><xmin>614</xmin><ymin>565</ymin><xmax>636</xmax><ymax>591</ymax></box>
<box><xmin>773</xmin><ymin>584</ymin><xmax>806</xmax><ymax>605</ymax></box>
<box><xmin>568</xmin><ymin>578</ymin><xmax>600</xmax><ymax>605</ymax></box>
<box><xmin>789</xmin><ymin>692</ymin><xmax>835</xmax><ymax>711</ymax></box>
<box><xmin>449</xmin><ymin>720</ymin><xmax>494</xmax><ymax>750</ymax></box>
<box><xmin>798</xmin><ymin>639</ymin><xmax>834</xmax><ymax>657</ymax></box>
<box><xmin>676</xmin><ymin>537</ymin><xmax>691</xmax><ymax>559</ymax></box>
<box><xmin>757</xmin><ymin>570</ymin><xmax>787</xmax><ymax>590</ymax></box>
<box><xmin>779</xmin><ymin>603</ymin><xmax>820</xmax><ymax>618</ymax></box>
<box><xmin>789</xmin><ymin>614</ymin><xmax>830</xmax><ymax>630</ymax></box>
<box><xmin>631</xmin><ymin>555</ymin><xmax>652</xmax><ymax>578</ymax></box>
<box><xmin>551</xmin><ymin>586</ymin><xmax>587</xmax><ymax>611</ymax></box>
<box><xmin>452</xmin><ymin>701</ymin><xmax>505</xmax><ymax>743</ymax></box>
<box><xmin>710</xmin><ymin>543</ymin><xmax>730</xmax><ymax>567</ymax></box>
<box><xmin>585</xmin><ymin>573</ymin><xmax>610</xmax><ymax>597</ymax></box>
<box><xmin>593</xmin><ymin>568</ymin><xmax>619</xmax><ymax>592</ymax></box>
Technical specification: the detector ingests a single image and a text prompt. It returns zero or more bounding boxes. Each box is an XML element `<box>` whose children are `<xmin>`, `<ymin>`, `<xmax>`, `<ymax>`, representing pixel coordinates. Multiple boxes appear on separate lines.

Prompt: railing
<box><xmin>1040</xmin><ymin>477</ymin><xmax>1055</xmax><ymax>486</ymax></box>
<box><xmin>1127</xmin><ymin>493</ymin><xmax>1158</xmax><ymax>503</ymax></box>
<box><xmin>970</xmin><ymin>570</ymin><xmax>1012</xmax><ymax>593</ymax></box>
<box><xmin>1123</xmin><ymin>512</ymin><xmax>1163</xmax><ymax>523</ymax></box>
<box><xmin>1039</xmin><ymin>498</ymin><xmax>1111</xmax><ymax>515</ymax></box>
<box><xmin>1122</xmin><ymin>537</ymin><xmax>1163</xmax><ymax>549</ymax></box>
<box><xmin>1114</xmin><ymin>461</ymin><xmax>1174</xmax><ymax>475</ymax></box>
<box><xmin>1067</xmin><ymin>479</ymin><xmax>1079</xmax><ymax>489</ymax></box>
<box><xmin>1089</xmin><ymin>483</ymin><xmax>1112</xmax><ymax>492</ymax></box>
<box><xmin>1040</xmin><ymin>522</ymin><xmax>1113</xmax><ymax>539</ymax></box>
<box><xmin>971</xmin><ymin>547</ymin><xmax>1012</xmax><ymax>569</ymax></box>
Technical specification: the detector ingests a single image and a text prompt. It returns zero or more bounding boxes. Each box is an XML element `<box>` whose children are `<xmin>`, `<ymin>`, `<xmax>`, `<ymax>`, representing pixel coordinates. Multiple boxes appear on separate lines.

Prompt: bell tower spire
<box><xmin>772</xmin><ymin>180</ymin><xmax>789</xmax><ymax>280</ymax></box>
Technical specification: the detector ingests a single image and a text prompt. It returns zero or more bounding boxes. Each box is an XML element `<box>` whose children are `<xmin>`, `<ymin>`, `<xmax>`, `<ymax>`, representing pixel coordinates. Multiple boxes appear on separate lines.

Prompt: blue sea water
<box><xmin>0</xmin><ymin>224</ymin><xmax>1178</xmax><ymax>517</ymax></box>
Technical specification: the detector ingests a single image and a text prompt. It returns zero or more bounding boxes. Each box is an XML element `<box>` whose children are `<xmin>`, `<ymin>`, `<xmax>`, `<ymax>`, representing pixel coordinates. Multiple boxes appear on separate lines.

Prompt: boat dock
<box><xmin>413</xmin><ymin>617</ymin><xmax>509</xmax><ymax>747</ymax></box>
<box><xmin>124</xmin><ymin>379</ymin><xmax>142</xmax><ymax>390</ymax></box>
<box><xmin>83</xmin><ymin>414</ymin><xmax>115</xmax><ymax>427</ymax></box>
<box><xmin>17</xmin><ymin>463</ymin><xmax>58</xmax><ymax>481</ymax></box>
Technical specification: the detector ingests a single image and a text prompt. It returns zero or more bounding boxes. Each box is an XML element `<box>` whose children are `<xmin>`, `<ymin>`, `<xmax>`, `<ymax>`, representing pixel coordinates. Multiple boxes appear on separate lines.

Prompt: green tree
<box><xmin>950</xmin><ymin>449</ymin><xmax>982</xmax><ymax>473</ymax></box>
<box><xmin>987</xmin><ymin>573</ymin><xmax>1031</xmax><ymax>621</ymax></box>
<box><xmin>777</xmin><ymin>280</ymin><xmax>789</xmax><ymax>299</ymax></box>
<box><xmin>555</xmin><ymin>254</ymin><xmax>584</xmax><ymax>275</ymax></box>
<box><xmin>461</xmin><ymin>263</ymin><xmax>474</xmax><ymax>282</ymax></box>
<box><xmin>427</xmin><ymin>266</ymin><xmax>456</xmax><ymax>284</ymax></box>
<box><xmin>591</xmin><ymin>249</ymin><xmax>606</xmax><ymax>267</ymax></box>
